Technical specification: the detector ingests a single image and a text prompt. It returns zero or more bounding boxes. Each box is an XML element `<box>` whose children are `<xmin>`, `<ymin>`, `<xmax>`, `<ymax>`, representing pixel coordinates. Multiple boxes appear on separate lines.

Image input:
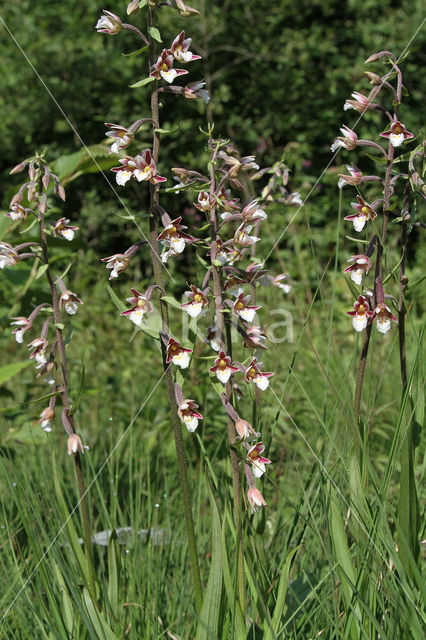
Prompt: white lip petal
<box><xmin>239</xmin><ymin>308</ymin><xmax>256</xmax><ymax>323</ymax></box>
<box><xmin>65</xmin><ymin>302</ymin><xmax>78</xmax><ymax>315</ymax></box>
<box><xmin>116</xmin><ymin>170</ymin><xmax>132</xmax><ymax>186</ymax></box>
<box><xmin>130</xmin><ymin>308</ymin><xmax>145</xmax><ymax>326</ymax></box>
<box><xmin>186</xmin><ymin>302</ymin><xmax>203</xmax><ymax>318</ymax></box>
<box><xmin>172</xmin><ymin>352</ymin><xmax>190</xmax><ymax>369</ymax></box>
<box><xmin>352</xmin><ymin>215</ymin><xmax>366</xmax><ymax>232</ymax></box>
<box><xmin>61</xmin><ymin>229</ymin><xmax>75</xmax><ymax>241</ymax></box>
<box><xmin>15</xmin><ymin>331</ymin><xmax>24</xmax><ymax>344</ymax></box>
<box><xmin>376</xmin><ymin>318</ymin><xmax>391</xmax><ymax>334</ymax></box>
<box><xmin>350</xmin><ymin>269</ymin><xmax>363</xmax><ymax>285</ymax></box>
<box><xmin>216</xmin><ymin>368</ymin><xmax>231</xmax><ymax>384</ymax></box>
<box><xmin>352</xmin><ymin>314</ymin><xmax>367</xmax><ymax>332</ymax></box>
<box><xmin>161</xmin><ymin>69</ymin><xmax>178</xmax><ymax>83</ymax></box>
<box><xmin>183</xmin><ymin>416</ymin><xmax>198</xmax><ymax>432</ymax></box>
<box><xmin>254</xmin><ymin>375</ymin><xmax>269</xmax><ymax>391</ymax></box>
<box><xmin>252</xmin><ymin>462</ymin><xmax>266</xmax><ymax>478</ymax></box>
<box><xmin>171</xmin><ymin>237</ymin><xmax>185</xmax><ymax>253</ymax></box>
<box><xmin>389</xmin><ymin>133</ymin><xmax>404</xmax><ymax>147</ymax></box>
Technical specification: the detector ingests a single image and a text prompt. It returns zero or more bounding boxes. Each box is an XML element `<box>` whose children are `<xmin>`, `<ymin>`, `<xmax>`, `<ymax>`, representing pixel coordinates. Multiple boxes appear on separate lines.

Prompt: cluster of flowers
<box><xmin>330</xmin><ymin>53</ymin><xmax>413</xmax><ymax>334</ymax></box>
<box><xmin>102</xmin><ymin>132</ymin><xmax>302</xmax><ymax>513</ymax></box>
<box><xmin>96</xmin><ymin>13</ymin><xmax>301</xmax><ymax>514</ymax></box>
<box><xmin>4</xmin><ymin>157</ymin><xmax>85</xmax><ymax>452</ymax></box>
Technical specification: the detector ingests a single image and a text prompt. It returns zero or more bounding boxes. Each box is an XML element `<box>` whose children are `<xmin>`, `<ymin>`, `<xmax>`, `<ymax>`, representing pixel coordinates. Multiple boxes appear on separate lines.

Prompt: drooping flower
<box><xmin>338</xmin><ymin>164</ymin><xmax>363</xmax><ymax>189</ymax></box>
<box><xmin>39</xmin><ymin>407</ymin><xmax>54</xmax><ymax>432</ymax></box>
<box><xmin>10</xmin><ymin>316</ymin><xmax>32</xmax><ymax>344</ymax></box>
<box><xmin>181</xmin><ymin>285</ymin><xmax>209</xmax><ymax>318</ymax></box>
<box><xmin>270</xmin><ymin>273</ymin><xmax>291</xmax><ymax>294</ymax></box>
<box><xmin>206</xmin><ymin>325</ymin><xmax>221</xmax><ymax>352</ymax></box>
<box><xmin>194</xmin><ymin>190</ymin><xmax>215</xmax><ymax>212</ymax></box>
<box><xmin>244</xmin><ymin>358</ymin><xmax>273</xmax><ymax>390</ymax></box>
<box><xmin>150</xmin><ymin>50</ymin><xmax>188</xmax><ymax>84</ymax></box>
<box><xmin>105</xmin><ymin>123</ymin><xmax>135</xmax><ymax>154</ymax></box>
<box><xmin>102</xmin><ymin>253</ymin><xmax>130</xmax><ymax>279</ymax></box>
<box><xmin>27</xmin><ymin>337</ymin><xmax>48</xmax><ymax>368</ymax></box>
<box><xmin>112</xmin><ymin>149</ymin><xmax>166</xmax><ymax>186</ymax></box>
<box><xmin>223</xmin><ymin>274</ymin><xmax>245</xmax><ymax>298</ymax></box>
<box><xmin>380</xmin><ymin>120</ymin><xmax>414</xmax><ymax>147</ymax></box>
<box><xmin>184</xmin><ymin>81</ymin><xmax>210</xmax><ymax>103</ymax></box>
<box><xmin>6</xmin><ymin>203</ymin><xmax>31</xmax><ymax>221</ymax></box>
<box><xmin>235</xmin><ymin>419</ymin><xmax>260</xmax><ymax>441</ymax></box>
<box><xmin>59</xmin><ymin>290</ymin><xmax>82</xmax><ymax>315</ymax></box>
<box><xmin>246</xmin><ymin>442</ymin><xmax>271</xmax><ymax>478</ymax></box>
<box><xmin>241</xmin><ymin>199</ymin><xmax>267</xmax><ymax>222</ymax></box>
<box><xmin>170</xmin><ymin>31</ymin><xmax>201</xmax><ymax>63</ymax></box>
<box><xmin>344</xmin><ymin>195</ymin><xmax>377</xmax><ymax>232</ymax></box>
<box><xmin>372</xmin><ymin>302</ymin><xmax>397</xmax><ymax>334</ymax></box>
<box><xmin>242</xmin><ymin>325</ymin><xmax>267</xmax><ymax>350</ymax></box>
<box><xmin>286</xmin><ymin>191</ymin><xmax>303</xmax><ymax>207</ymax></box>
<box><xmin>165</xmin><ymin>338</ymin><xmax>192</xmax><ymax>369</ymax></box>
<box><xmin>247</xmin><ymin>486</ymin><xmax>267</xmax><ymax>513</ymax></box>
<box><xmin>343</xmin><ymin>91</ymin><xmax>377</xmax><ymax>113</ymax></box>
<box><xmin>344</xmin><ymin>254</ymin><xmax>372</xmax><ymax>285</ymax></box>
<box><xmin>67</xmin><ymin>434</ymin><xmax>88</xmax><ymax>455</ymax></box>
<box><xmin>0</xmin><ymin>242</ymin><xmax>20</xmax><ymax>268</ymax></box>
<box><xmin>209</xmin><ymin>351</ymin><xmax>239</xmax><ymax>384</ymax></box>
<box><xmin>52</xmin><ymin>217</ymin><xmax>78</xmax><ymax>241</ymax></box>
<box><xmin>232</xmin><ymin>293</ymin><xmax>261</xmax><ymax>324</ymax></box>
<box><xmin>95</xmin><ymin>10</ymin><xmax>122</xmax><ymax>35</ymax></box>
<box><xmin>346</xmin><ymin>295</ymin><xmax>374</xmax><ymax>332</ymax></box>
<box><xmin>120</xmin><ymin>288</ymin><xmax>154</xmax><ymax>326</ymax></box>
<box><xmin>95</xmin><ymin>10</ymin><xmax>123</xmax><ymax>35</ymax></box>
<box><xmin>331</xmin><ymin>126</ymin><xmax>358</xmax><ymax>152</ymax></box>
<box><xmin>234</xmin><ymin>223</ymin><xmax>259</xmax><ymax>247</ymax></box>
<box><xmin>177</xmin><ymin>399</ymin><xmax>203</xmax><ymax>432</ymax></box>
<box><xmin>158</xmin><ymin>216</ymin><xmax>197</xmax><ymax>261</ymax></box>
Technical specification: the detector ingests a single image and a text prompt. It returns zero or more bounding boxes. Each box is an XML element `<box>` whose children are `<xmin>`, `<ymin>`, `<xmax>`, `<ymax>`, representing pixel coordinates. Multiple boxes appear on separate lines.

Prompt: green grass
<box><xmin>0</xmin><ymin>190</ymin><xmax>424</xmax><ymax>638</ymax></box>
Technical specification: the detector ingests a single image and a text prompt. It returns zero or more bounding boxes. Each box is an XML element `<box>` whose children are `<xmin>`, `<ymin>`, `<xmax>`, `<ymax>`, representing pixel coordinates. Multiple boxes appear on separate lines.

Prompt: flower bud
<box><xmin>127</xmin><ymin>1</ymin><xmax>139</xmax><ymax>15</ymax></box>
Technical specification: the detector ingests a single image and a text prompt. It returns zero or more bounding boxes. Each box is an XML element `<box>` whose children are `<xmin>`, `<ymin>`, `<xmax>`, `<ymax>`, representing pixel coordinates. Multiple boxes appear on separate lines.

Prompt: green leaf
<box><xmin>220</xmin><ymin>508</ymin><xmax>246</xmax><ymax>637</ymax></box>
<box><xmin>0</xmin><ymin>360</ymin><xmax>32</xmax><ymax>386</ymax></box>
<box><xmin>69</xmin><ymin>361</ymin><xmax>85</xmax><ymax>414</ymax></box>
<box><xmin>196</xmin><ymin>487</ymin><xmax>223</xmax><ymax>640</ymax></box>
<box><xmin>106</xmin><ymin>284</ymin><xmax>127</xmax><ymax>313</ymax></box>
<box><xmin>344</xmin><ymin>275</ymin><xmax>361</xmax><ymax>300</ymax></box>
<box><xmin>264</xmin><ymin>546</ymin><xmax>300</xmax><ymax>640</ymax></box>
<box><xmin>130</xmin><ymin>76</ymin><xmax>156</xmax><ymax>89</ymax></box>
<box><xmin>161</xmin><ymin>295</ymin><xmax>182</xmax><ymax>310</ymax></box>
<box><xmin>36</xmin><ymin>263</ymin><xmax>49</xmax><ymax>279</ymax></box>
<box><xmin>148</xmin><ymin>26</ymin><xmax>162</xmax><ymax>43</ymax></box>
<box><xmin>83</xmin><ymin>589</ymin><xmax>120</xmax><ymax>640</ymax></box>
<box><xmin>329</xmin><ymin>487</ymin><xmax>361</xmax><ymax>640</ymax></box>
<box><xmin>107</xmin><ymin>532</ymin><xmax>120</xmax><ymax>619</ymax></box>
<box><xmin>122</xmin><ymin>45</ymin><xmax>149</xmax><ymax>57</ymax></box>
<box><xmin>154</xmin><ymin>126</ymin><xmax>179</xmax><ymax>135</ymax></box>
<box><xmin>138</xmin><ymin>0</ymin><xmax>148</xmax><ymax>7</ymax></box>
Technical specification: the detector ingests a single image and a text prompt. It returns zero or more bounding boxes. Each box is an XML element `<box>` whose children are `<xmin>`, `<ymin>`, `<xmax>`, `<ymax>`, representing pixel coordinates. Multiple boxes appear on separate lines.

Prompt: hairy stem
<box><xmin>208</xmin><ymin>143</ymin><xmax>245</xmax><ymax>613</ymax></box>
<box><xmin>38</xmin><ymin>202</ymin><xmax>96</xmax><ymax>604</ymax></box>
<box><xmin>147</xmin><ymin>9</ymin><xmax>203</xmax><ymax>612</ymax></box>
